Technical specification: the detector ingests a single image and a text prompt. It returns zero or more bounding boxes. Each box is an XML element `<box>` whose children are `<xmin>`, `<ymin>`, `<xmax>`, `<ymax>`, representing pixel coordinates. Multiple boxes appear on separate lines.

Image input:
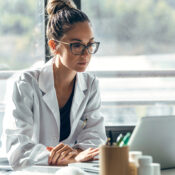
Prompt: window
<box><xmin>82</xmin><ymin>0</ymin><xmax>175</xmax><ymax>125</ymax></box>
<box><xmin>0</xmin><ymin>0</ymin><xmax>45</xmax><ymax>145</ymax></box>
<box><xmin>1</xmin><ymin>0</ymin><xmax>175</xmax><ymax>133</ymax></box>
<box><xmin>0</xmin><ymin>0</ymin><xmax>45</xmax><ymax>70</ymax></box>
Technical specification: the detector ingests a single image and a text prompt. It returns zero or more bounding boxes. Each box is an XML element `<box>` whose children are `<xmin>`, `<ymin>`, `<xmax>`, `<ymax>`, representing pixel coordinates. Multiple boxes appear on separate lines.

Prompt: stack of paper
<box><xmin>0</xmin><ymin>149</ymin><xmax>12</xmax><ymax>171</ymax></box>
<box><xmin>68</xmin><ymin>160</ymin><xmax>99</xmax><ymax>174</ymax></box>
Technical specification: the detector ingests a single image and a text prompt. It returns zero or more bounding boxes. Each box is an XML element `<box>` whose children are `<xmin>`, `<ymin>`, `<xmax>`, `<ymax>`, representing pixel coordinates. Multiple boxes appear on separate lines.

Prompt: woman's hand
<box><xmin>75</xmin><ymin>147</ymin><xmax>99</xmax><ymax>162</ymax></box>
<box><xmin>47</xmin><ymin>144</ymin><xmax>99</xmax><ymax>166</ymax></box>
<box><xmin>48</xmin><ymin>143</ymin><xmax>78</xmax><ymax>166</ymax></box>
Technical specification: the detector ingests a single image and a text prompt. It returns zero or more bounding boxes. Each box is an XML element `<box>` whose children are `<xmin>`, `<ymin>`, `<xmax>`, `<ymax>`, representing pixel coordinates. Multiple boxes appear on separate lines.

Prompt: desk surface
<box><xmin>0</xmin><ymin>165</ymin><xmax>96</xmax><ymax>175</ymax></box>
<box><xmin>25</xmin><ymin>167</ymin><xmax>175</xmax><ymax>175</ymax></box>
<box><xmin>0</xmin><ymin>165</ymin><xmax>175</xmax><ymax>175</ymax></box>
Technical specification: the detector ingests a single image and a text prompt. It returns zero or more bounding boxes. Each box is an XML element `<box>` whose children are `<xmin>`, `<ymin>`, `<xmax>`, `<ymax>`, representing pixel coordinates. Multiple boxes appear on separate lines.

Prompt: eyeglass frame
<box><xmin>53</xmin><ymin>39</ymin><xmax>100</xmax><ymax>55</ymax></box>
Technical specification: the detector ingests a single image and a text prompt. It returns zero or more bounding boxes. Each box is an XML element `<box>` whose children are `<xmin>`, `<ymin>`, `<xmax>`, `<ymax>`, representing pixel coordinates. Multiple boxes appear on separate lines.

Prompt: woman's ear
<box><xmin>48</xmin><ymin>40</ymin><xmax>60</xmax><ymax>54</ymax></box>
<box><xmin>48</xmin><ymin>40</ymin><xmax>56</xmax><ymax>50</ymax></box>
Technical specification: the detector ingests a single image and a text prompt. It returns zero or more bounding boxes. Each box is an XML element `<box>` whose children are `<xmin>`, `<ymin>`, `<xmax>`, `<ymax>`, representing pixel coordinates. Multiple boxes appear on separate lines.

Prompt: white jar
<box><xmin>129</xmin><ymin>151</ymin><xmax>142</xmax><ymax>167</ymax></box>
<box><xmin>152</xmin><ymin>163</ymin><xmax>161</xmax><ymax>175</ymax></box>
<box><xmin>138</xmin><ymin>156</ymin><xmax>153</xmax><ymax>175</ymax></box>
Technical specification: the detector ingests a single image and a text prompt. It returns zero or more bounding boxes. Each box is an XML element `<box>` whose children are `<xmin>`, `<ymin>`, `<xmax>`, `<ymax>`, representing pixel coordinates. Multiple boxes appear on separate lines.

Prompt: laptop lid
<box><xmin>128</xmin><ymin>115</ymin><xmax>175</xmax><ymax>169</ymax></box>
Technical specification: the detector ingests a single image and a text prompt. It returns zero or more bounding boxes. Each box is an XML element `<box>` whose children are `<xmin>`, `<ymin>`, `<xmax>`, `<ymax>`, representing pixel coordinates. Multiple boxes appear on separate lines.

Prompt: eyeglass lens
<box><xmin>71</xmin><ymin>42</ymin><xmax>99</xmax><ymax>54</ymax></box>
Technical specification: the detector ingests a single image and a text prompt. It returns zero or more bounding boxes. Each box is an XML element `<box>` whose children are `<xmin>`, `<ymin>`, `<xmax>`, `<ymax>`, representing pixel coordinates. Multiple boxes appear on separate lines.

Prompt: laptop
<box><xmin>129</xmin><ymin>115</ymin><xmax>175</xmax><ymax>169</ymax></box>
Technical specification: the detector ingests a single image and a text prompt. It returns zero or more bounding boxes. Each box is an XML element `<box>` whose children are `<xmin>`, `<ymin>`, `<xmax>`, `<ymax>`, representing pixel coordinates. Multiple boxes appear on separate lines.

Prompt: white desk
<box><xmin>24</xmin><ymin>165</ymin><xmax>97</xmax><ymax>175</ymax></box>
<box><xmin>0</xmin><ymin>165</ymin><xmax>175</xmax><ymax>175</ymax></box>
<box><xmin>23</xmin><ymin>167</ymin><xmax>175</xmax><ymax>175</ymax></box>
<box><xmin>0</xmin><ymin>165</ymin><xmax>97</xmax><ymax>175</ymax></box>
<box><xmin>24</xmin><ymin>167</ymin><xmax>175</xmax><ymax>175</ymax></box>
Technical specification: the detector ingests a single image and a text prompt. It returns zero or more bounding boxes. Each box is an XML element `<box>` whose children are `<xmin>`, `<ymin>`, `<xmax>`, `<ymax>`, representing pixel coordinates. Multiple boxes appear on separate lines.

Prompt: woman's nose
<box><xmin>81</xmin><ymin>47</ymin><xmax>89</xmax><ymax>56</ymax></box>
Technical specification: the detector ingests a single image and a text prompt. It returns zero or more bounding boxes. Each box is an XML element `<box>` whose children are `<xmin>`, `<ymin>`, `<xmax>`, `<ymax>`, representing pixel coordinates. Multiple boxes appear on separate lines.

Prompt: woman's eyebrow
<box><xmin>70</xmin><ymin>39</ymin><xmax>81</xmax><ymax>42</ymax></box>
<box><xmin>69</xmin><ymin>37</ymin><xmax>95</xmax><ymax>42</ymax></box>
<box><xmin>89</xmin><ymin>37</ymin><xmax>95</xmax><ymax>41</ymax></box>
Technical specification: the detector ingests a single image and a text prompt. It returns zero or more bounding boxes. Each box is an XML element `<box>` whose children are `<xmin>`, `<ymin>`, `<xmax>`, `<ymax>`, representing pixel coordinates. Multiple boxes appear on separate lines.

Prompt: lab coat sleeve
<box><xmin>2</xmin><ymin>77</ymin><xmax>50</xmax><ymax>170</ymax></box>
<box><xmin>73</xmin><ymin>78</ymin><xmax>107</xmax><ymax>150</ymax></box>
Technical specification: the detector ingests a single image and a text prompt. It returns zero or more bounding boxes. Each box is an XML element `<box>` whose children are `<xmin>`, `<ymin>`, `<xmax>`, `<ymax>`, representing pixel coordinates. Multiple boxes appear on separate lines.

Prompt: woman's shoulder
<box><xmin>10</xmin><ymin>60</ymin><xmax>46</xmax><ymax>84</ymax></box>
<box><xmin>4</xmin><ymin>68</ymin><xmax>42</xmax><ymax>99</ymax></box>
<box><xmin>10</xmin><ymin>68</ymin><xmax>41</xmax><ymax>85</ymax></box>
<box><xmin>6</xmin><ymin>69</ymin><xmax>42</xmax><ymax>95</ymax></box>
<box><xmin>8</xmin><ymin>60</ymin><xmax>53</xmax><ymax>92</ymax></box>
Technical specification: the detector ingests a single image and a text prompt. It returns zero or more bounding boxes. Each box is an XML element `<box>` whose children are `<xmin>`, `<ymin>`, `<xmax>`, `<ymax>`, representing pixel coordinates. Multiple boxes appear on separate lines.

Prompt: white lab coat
<box><xmin>1</xmin><ymin>59</ymin><xmax>107</xmax><ymax>170</ymax></box>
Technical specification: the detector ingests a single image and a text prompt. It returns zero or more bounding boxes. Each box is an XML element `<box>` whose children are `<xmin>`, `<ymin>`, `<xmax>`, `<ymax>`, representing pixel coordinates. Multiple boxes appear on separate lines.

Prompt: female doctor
<box><xmin>2</xmin><ymin>0</ymin><xmax>106</xmax><ymax>170</ymax></box>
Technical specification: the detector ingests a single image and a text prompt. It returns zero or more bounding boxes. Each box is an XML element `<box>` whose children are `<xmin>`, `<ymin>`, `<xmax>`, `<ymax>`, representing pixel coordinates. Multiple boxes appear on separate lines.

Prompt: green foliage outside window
<box><xmin>0</xmin><ymin>0</ymin><xmax>44</xmax><ymax>70</ymax></box>
<box><xmin>1</xmin><ymin>0</ymin><xmax>175</xmax><ymax>69</ymax></box>
<box><xmin>82</xmin><ymin>0</ymin><xmax>175</xmax><ymax>55</ymax></box>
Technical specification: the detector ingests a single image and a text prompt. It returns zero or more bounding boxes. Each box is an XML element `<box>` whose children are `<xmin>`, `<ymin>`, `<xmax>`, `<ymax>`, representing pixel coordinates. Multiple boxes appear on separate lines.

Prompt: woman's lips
<box><xmin>77</xmin><ymin>62</ymin><xmax>88</xmax><ymax>65</ymax></box>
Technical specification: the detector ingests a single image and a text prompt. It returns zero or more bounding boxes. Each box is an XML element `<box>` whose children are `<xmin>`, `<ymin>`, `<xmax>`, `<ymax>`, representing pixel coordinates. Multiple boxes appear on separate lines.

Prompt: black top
<box><xmin>59</xmin><ymin>81</ymin><xmax>75</xmax><ymax>142</ymax></box>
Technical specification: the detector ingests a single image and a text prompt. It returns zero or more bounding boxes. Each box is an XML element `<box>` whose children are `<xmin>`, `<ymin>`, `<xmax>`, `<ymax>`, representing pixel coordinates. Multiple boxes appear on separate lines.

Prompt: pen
<box><xmin>105</xmin><ymin>130</ymin><xmax>113</xmax><ymax>146</ymax></box>
<box><xmin>82</xmin><ymin>118</ymin><xmax>88</xmax><ymax>128</ymax></box>
<box><xmin>119</xmin><ymin>132</ymin><xmax>131</xmax><ymax>147</ymax></box>
<box><xmin>106</xmin><ymin>137</ymin><xmax>111</xmax><ymax>146</ymax></box>
<box><xmin>116</xmin><ymin>133</ymin><xmax>124</xmax><ymax>146</ymax></box>
<box><xmin>109</xmin><ymin>130</ymin><xmax>113</xmax><ymax>145</ymax></box>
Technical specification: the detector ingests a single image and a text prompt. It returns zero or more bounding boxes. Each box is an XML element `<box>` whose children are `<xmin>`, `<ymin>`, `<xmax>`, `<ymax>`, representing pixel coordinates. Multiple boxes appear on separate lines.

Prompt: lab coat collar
<box><xmin>70</xmin><ymin>72</ymin><xmax>87</xmax><ymax>124</ymax></box>
<box><xmin>38</xmin><ymin>59</ymin><xmax>54</xmax><ymax>93</ymax></box>
<box><xmin>76</xmin><ymin>72</ymin><xmax>87</xmax><ymax>92</ymax></box>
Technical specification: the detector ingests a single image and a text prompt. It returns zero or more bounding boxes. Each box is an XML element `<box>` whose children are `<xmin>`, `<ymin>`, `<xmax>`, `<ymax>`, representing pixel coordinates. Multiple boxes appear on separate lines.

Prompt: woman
<box><xmin>2</xmin><ymin>0</ymin><xmax>106</xmax><ymax>170</ymax></box>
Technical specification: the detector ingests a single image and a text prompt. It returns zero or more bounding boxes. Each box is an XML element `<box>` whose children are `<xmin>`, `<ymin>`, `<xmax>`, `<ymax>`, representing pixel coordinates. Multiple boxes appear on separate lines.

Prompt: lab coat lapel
<box><xmin>38</xmin><ymin>59</ymin><xmax>60</xmax><ymax>135</ymax></box>
<box><xmin>42</xmin><ymin>89</ymin><xmax>60</xmax><ymax>133</ymax></box>
<box><xmin>70</xmin><ymin>73</ymin><xmax>87</xmax><ymax>132</ymax></box>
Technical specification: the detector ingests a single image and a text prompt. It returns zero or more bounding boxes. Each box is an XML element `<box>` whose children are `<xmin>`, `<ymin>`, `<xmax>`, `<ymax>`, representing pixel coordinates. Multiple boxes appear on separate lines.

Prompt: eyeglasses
<box><xmin>53</xmin><ymin>40</ymin><xmax>100</xmax><ymax>55</ymax></box>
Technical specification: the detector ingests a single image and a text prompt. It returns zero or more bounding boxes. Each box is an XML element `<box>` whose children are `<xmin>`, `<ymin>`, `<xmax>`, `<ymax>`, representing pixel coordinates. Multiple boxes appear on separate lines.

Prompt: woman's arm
<box><xmin>73</xmin><ymin>77</ymin><xmax>107</xmax><ymax>150</ymax></box>
<box><xmin>2</xmin><ymin>76</ymin><xmax>49</xmax><ymax>170</ymax></box>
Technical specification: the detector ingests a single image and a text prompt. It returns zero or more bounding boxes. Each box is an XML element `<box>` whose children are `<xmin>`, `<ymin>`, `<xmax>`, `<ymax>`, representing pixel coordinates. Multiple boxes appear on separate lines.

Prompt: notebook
<box><xmin>0</xmin><ymin>157</ymin><xmax>12</xmax><ymax>171</ymax></box>
<box><xmin>129</xmin><ymin>115</ymin><xmax>175</xmax><ymax>169</ymax></box>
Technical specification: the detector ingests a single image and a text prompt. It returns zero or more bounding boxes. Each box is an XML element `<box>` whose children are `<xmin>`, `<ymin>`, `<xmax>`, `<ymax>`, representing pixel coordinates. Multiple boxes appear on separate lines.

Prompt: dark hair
<box><xmin>46</xmin><ymin>0</ymin><xmax>90</xmax><ymax>41</ymax></box>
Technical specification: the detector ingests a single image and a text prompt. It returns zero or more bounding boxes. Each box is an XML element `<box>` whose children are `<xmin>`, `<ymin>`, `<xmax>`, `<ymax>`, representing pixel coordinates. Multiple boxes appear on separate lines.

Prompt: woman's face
<box><xmin>56</xmin><ymin>21</ymin><xmax>94</xmax><ymax>72</ymax></box>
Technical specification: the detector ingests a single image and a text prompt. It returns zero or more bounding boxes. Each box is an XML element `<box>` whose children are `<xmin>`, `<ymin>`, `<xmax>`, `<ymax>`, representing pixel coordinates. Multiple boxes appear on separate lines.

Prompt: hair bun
<box><xmin>47</xmin><ymin>0</ymin><xmax>77</xmax><ymax>16</ymax></box>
